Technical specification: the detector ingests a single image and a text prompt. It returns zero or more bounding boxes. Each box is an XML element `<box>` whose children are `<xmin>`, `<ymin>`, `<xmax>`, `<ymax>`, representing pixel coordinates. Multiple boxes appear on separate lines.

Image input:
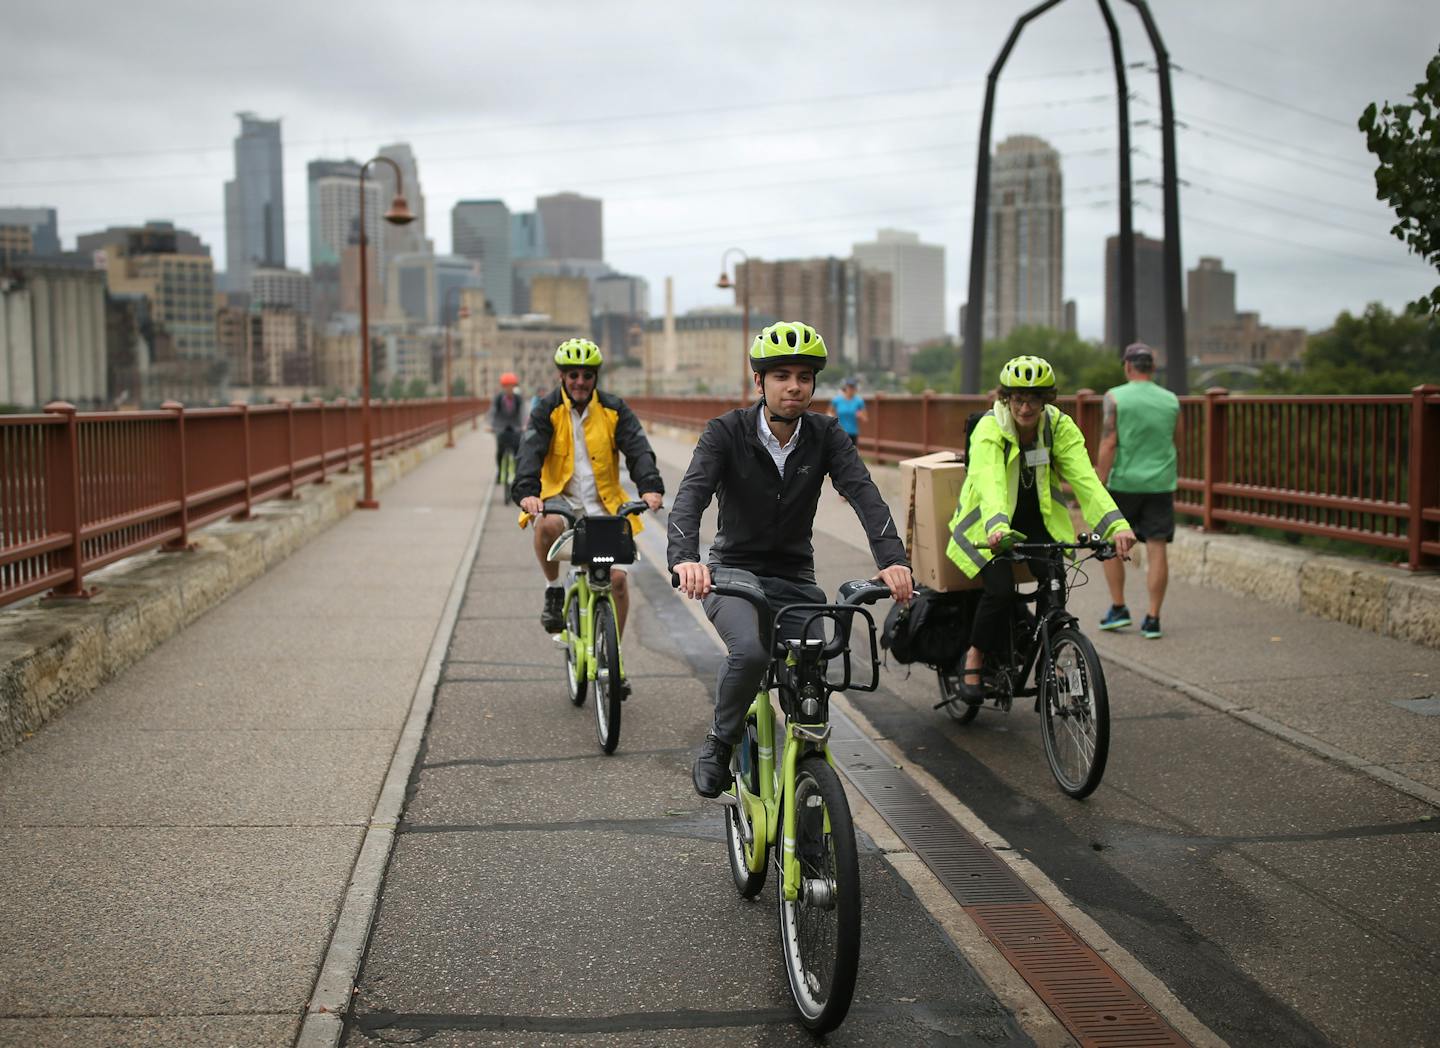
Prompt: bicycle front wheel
<box><xmin>777</xmin><ymin>755</ymin><xmax>860</xmax><ymax>1034</ymax></box>
<box><xmin>1040</xmin><ymin>627</ymin><xmax>1110</xmax><ymax>798</ymax></box>
<box><xmin>592</xmin><ymin>599</ymin><xmax>622</xmax><ymax>753</ymax></box>
<box><xmin>565</xmin><ymin>593</ymin><xmax>587</xmax><ymax>707</ymax></box>
<box><xmin>501</xmin><ymin>453</ymin><xmax>516</xmax><ymax>503</ymax></box>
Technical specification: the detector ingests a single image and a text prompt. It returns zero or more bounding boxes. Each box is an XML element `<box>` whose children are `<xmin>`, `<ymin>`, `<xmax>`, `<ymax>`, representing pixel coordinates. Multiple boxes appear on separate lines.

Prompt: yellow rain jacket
<box><xmin>513</xmin><ymin>386</ymin><xmax>663</xmax><ymax>533</ymax></box>
<box><xmin>946</xmin><ymin>402</ymin><xmax>1127</xmax><ymax>577</ymax></box>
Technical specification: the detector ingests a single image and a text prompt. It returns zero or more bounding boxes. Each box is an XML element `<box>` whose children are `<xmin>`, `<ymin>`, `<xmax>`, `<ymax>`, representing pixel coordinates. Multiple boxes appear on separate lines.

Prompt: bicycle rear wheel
<box><xmin>725</xmin><ymin>718</ymin><xmax>768</xmax><ymax>898</ymax></box>
<box><xmin>565</xmin><ymin>593</ymin><xmax>587</xmax><ymax>707</ymax></box>
<box><xmin>937</xmin><ymin>669</ymin><xmax>979</xmax><ymax>725</ymax></box>
<box><xmin>777</xmin><ymin>755</ymin><xmax>860</xmax><ymax>1034</ymax></box>
<box><xmin>501</xmin><ymin>452</ymin><xmax>516</xmax><ymax>504</ymax></box>
<box><xmin>592</xmin><ymin>599</ymin><xmax>622</xmax><ymax>753</ymax></box>
<box><xmin>1040</xmin><ymin>627</ymin><xmax>1110</xmax><ymax>798</ymax></box>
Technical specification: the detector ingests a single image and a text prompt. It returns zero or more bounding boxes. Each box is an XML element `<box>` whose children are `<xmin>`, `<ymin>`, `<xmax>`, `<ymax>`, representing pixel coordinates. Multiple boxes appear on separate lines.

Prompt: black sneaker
<box><xmin>692</xmin><ymin>734</ymin><xmax>734</xmax><ymax>798</ymax></box>
<box><xmin>1141</xmin><ymin>614</ymin><xmax>1162</xmax><ymax>639</ymax></box>
<box><xmin>541</xmin><ymin>587</ymin><xmax>564</xmax><ymax>633</ymax></box>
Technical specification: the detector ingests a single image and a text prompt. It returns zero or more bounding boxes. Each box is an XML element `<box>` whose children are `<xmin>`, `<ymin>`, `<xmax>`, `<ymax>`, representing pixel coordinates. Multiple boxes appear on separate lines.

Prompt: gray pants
<box><xmin>702</xmin><ymin>570</ymin><xmax>825</xmax><ymax>744</ymax></box>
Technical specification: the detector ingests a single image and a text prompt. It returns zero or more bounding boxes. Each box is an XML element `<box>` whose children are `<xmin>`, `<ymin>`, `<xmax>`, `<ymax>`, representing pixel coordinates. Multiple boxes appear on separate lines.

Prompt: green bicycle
<box><xmin>675</xmin><ymin>568</ymin><xmax>892</xmax><ymax>1033</ymax></box>
<box><xmin>542</xmin><ymin>501</ymin><xmax>649</xmax><ymax>754</ymax></box>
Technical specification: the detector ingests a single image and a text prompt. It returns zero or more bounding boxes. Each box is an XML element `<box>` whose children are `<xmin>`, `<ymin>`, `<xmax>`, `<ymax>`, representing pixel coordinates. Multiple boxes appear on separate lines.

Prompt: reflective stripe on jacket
<box><xmin>946</xmin><ymin>403</ymin><xmax>1127</xmax><ymax>578</ymax></box>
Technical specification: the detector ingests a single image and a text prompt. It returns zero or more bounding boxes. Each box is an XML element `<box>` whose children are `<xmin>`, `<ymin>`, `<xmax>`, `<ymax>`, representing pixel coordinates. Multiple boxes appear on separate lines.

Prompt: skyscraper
<box><xmin>452</xmin><ymin>200</ymin><xmax>513</xmax><ymax>315</ymax></box>
<box><xmin>735</xmin><ymin>257</ymin><xmax>894</xmax><ymax>370</ymax></box>
<box><xmin>851</xmin><ymin>228</ymin><xmax>946</xmax><ymax>346</ymax></box>
<box><xmin>1105</xmin><ymin>233</ymin><xmax>1166</xmax><ymax>351</ymax></box>
<box><xmin>984</xmin><ymin>135</ymin><xmax>1064</xmax><ymax>340</ymax></box>
<box><xmin>223</xmin><ymin>112</ymin><xmax>285</xmax><ymax>294</ymax></box>
<box><xmin>308</xmin><ymin>159</ymin><xmax>377</xmax><ymax>267</ymax></box>
<box><xmin>537</xmin><ymin>192</ymin><xmax>602</xmax><ymax>261</ymax></box>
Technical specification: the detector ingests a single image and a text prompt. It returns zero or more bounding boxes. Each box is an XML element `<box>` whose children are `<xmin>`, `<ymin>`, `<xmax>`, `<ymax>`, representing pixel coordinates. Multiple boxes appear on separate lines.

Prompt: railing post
<box><xmin>232</xmin><ymin>400</ymin><xmax>253</xmax><ymax>521</ymax></box>
<box><xmin>339</xmin><ymin>398</ymin><xmax>351</xmax><ymax>472</ymax></box>
<box><xmin>1073</xmin><ymin>388</ymin><xmax>1095</xmax><ymax>464</ymax></box>
<box><xmin>161</xmin><ymin>400</ymin><xmax>193</xmax><ymax>551</ymax></box>
<box><xmin>42</xmin><ymin>402</ymin><xmax>93</xmax><ymax>599</ymax></box>
<box><xmin>1408</xmin><ymin>383</ymin><xmax>1440</xmax><ymax>571</ymax></box>
<box><xmin>281</xmin><ymin>399</ymin><xmax>298</xmax><ymax>499</ymax></box>
<box><xmin>313</xmin><ymin>398</ymin><xmax>329</xmax><ymax>484</ymax></box>
<box><xmin>871</xmin><ymin>392</ymin><xmax>882</xmax><ymax>459</ymax></box>
<box><xmin>1203</xmin><ymin>387</ymin><xmax>1228</xmax><ymax>532</ymax></box>
<box><xmin>921</xmin><ymin>391</ymin><xmax>932</xmax><ymax>455</ymax></box>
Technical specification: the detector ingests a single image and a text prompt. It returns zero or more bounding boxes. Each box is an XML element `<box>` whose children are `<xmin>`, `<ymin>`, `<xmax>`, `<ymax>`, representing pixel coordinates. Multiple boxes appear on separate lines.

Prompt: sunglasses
<box><xmin>564</xmin><ymin>369</ymin><xmax>597</xmax><ymax>381</ymax></box>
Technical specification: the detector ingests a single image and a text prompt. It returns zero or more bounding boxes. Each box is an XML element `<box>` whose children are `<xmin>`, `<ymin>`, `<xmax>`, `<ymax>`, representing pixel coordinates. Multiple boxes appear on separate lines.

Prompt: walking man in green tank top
<box><xmin>1096</xmin><ymin>343</ymin><xmax>1182</xmax><ymax>638</ymax></box>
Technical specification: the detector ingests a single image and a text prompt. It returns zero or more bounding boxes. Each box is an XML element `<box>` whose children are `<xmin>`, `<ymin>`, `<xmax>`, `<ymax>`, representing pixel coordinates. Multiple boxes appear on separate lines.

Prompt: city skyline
<box><xmin>2</xmin><ymin>0</ymin><xmax>1437</xmax><ymax>342</ymax></box>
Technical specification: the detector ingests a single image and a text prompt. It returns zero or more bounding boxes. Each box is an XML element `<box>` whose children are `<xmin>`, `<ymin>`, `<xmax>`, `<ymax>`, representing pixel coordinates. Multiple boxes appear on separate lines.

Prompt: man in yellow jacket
<box><xmin>514</xmin><ymin>339</ymin><xmax>664</xmax><ymax>636</ymax></box>
<box><xmin>946</xmin><ymin>355</ymin><xmax>1135</xmax><ymax>701</ymax></box>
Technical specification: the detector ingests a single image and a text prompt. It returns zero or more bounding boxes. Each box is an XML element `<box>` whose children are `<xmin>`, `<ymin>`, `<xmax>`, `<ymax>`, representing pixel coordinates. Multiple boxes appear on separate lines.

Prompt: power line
<box><xmin>1166</xmin><ymin>64</ymin><xmax>1354</xmax><ymax>129</ymax></box>
<box><xmin>0</xmin><ymin>65</ymin><xmax>1116</xmax><ymax>168</ymax></box>
<box><xmin>1182</xmin><ymin>212</ymin><xmax>1420</xmax><ymax>271</ymax></box>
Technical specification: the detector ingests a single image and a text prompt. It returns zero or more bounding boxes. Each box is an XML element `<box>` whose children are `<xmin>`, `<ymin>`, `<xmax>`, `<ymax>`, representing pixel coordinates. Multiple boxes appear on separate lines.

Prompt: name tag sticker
<box><xmin>1025</xmin><ymin>448</ymin><xmax>1050</xmax><ymax>467</ymax></box>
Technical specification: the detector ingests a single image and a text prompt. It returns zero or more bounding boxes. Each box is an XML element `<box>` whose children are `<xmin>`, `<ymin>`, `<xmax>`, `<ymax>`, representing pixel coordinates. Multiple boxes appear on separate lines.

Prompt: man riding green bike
<box><xmin>667</xmin><ymin>320</ymin><xmax>913</xmax><ymax>799</ymax></box>
<box><xmin>514</xmin><ymin>339</ymin><xmax>664</xmax><ymax>641</ymax></box>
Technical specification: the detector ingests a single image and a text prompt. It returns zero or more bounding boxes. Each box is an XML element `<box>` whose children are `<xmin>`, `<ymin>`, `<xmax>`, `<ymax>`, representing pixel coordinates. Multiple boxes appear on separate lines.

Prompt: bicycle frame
<box><xmin>562</xmin><ymin>566</ymin><xmax>622</xmax><ymax>687</ymax></box>
<box><xmin>732</xmin><ymin>602</ymin><xmax>880</xmax><ymax>904</ymax></box>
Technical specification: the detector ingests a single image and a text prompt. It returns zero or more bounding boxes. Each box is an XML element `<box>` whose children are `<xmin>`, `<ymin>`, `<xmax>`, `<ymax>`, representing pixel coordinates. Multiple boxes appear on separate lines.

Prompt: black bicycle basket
<box><xmin>572</xmin><ymin>514</ymin><xmax>636</xmax><ymax>566</ymax></box>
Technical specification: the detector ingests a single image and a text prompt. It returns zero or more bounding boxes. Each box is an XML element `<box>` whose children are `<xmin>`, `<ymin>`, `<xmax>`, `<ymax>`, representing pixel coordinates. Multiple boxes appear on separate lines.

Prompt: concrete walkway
<box><xmin>0</xmin><ymin>429</ymin><xmax>493</xmax><ymax>1048</ymax></box>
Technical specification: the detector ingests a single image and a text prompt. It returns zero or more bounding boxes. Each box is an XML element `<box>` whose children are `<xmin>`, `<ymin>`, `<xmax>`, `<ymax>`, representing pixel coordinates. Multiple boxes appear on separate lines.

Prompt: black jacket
<box><xmin>666</xmin><ymin>404</ymin><xmax>907</xmax><ymax>583</ymax></box>
<box><xmin>511</xmin><ymin>386</ymin><xmax>664</xmax><ymax>504</ymax></box>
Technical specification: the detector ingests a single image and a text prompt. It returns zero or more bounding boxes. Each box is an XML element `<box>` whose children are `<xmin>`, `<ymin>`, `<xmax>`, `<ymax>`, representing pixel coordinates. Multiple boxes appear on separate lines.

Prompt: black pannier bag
<box><xmin>572</xmin><ymin>514</ymin><xmax>636</xmax><ymax>566</ymax></box>
<box><xmin>881</xmin><ymin>587</ymin><xmax>978</xmax><ymax>667</ymax></box>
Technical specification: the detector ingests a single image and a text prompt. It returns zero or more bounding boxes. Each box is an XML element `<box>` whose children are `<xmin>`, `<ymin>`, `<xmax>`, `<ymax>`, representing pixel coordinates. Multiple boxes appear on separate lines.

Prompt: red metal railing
<box><xmin>0</xmin><ymin>397</ymin><xmax>482</xmax><ymax>608</ymax></box>
<box><xmin>628</xmin><ymin>387</ymin><xmax>1440</xmax><ymax>570</ymax></box>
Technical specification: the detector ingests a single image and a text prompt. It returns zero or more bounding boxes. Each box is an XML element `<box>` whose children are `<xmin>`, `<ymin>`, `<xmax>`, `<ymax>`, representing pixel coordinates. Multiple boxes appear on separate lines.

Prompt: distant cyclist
<box><xmin>513</xmin><ymin>339</ymin><xmax>664</xmax><ymax>640</ymax></box>
<box><xmin>488</xmin><ymin>372</ymin><xmax>524</xmax><ymax>483</ymax></box>
<box><xmin>946</xmin><ymin>355</ymin><xmax>1135</xmax><ymax>702</ymax></box>
<box><xmin>668</xmin><ymin>321</ymin><xmax>913</xmax><ymax>798</ymax></box>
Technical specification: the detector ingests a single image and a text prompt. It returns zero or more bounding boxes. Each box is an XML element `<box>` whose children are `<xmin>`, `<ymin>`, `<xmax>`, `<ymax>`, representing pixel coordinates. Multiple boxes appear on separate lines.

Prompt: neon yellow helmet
<box><xmin>999</xmin><ymin>355</ymin><xmax>1056</xmax><ymax>390</ymax></box>
<box><xmin>554</xmin><ymin>338</ymin><xmax>603</xmax><ymax>369</ymax></box>
<box><xmin>749</xmin><ymin>321</ymin><xmax>828</xmax><ymax>372</ymax></box>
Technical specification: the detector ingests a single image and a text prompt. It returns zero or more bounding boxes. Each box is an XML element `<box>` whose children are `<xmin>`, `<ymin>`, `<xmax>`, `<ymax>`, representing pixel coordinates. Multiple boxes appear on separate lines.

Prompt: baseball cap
<box><xmin>1123</xmin><ymin>343</ymin><xmax>1155</xmax><ymax>364</ymax></box>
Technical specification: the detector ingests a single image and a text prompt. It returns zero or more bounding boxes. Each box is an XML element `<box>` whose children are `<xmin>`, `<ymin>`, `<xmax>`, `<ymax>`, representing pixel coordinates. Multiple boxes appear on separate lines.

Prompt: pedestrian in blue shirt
<box><xmin>830</xmin><ymin>377</ymin><xmax>867</xmax><ymax>447</ymax></box>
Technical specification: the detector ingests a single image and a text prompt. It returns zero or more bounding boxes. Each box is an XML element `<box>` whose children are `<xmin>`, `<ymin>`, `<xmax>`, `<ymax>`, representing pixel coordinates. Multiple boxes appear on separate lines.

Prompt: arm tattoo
<box><xmin>1101</xmin><ymin>393</ymin><xmax>1117</xmax><ymax>439</ymax></box>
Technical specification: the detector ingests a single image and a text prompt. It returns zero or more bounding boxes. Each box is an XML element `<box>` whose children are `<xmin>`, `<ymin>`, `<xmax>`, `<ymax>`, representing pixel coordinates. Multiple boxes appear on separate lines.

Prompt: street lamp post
<box><xmin>357</xmin><ymin>155</ymin><xmax>416</xmax><ymax>509</ymax></box>
<box><xmin>717</xmin><ymin>247</ymin><xmax>751</xmax><ymax>403</ymax></box>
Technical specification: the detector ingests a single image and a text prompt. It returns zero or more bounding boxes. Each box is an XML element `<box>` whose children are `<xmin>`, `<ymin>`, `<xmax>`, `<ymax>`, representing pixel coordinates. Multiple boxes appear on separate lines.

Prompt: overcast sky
<box><xmin>3</xmin><ymin>0</ymin><xmax>1437</xmax><ymax>341</ymax></box>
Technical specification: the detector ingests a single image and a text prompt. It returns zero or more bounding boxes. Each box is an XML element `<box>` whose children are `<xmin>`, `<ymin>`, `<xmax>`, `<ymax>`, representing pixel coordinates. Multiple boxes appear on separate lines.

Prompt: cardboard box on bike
<box><xmin>899</xmin><ymin>452</ymin><xmax>1030</xmax><ymax>592</ymax></box>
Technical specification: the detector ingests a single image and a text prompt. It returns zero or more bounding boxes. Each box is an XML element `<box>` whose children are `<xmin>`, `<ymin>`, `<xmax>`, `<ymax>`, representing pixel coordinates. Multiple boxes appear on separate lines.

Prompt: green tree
<box><xmin>906</xmin><ymin>342</ymin><xmax>960</xmax><ymax>392</ymax></box>
<box><xmin>1359</xmin><ymin>48</ymin><xmax>1440</xmax><ymax>314</ymax></box>
<box><xmin>405</xmin><ymin>377</ymin><xmax>430</xmax><ymax>399</ymax></box>
<box><xmin>1259</xmin><ymin>302</ymin><xmax>1439</xmax><ymax>394</ymax></box>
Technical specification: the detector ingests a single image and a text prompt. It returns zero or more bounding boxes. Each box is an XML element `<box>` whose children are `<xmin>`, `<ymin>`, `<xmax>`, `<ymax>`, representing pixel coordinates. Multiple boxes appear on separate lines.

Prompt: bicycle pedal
<box><xmin>551</xmin><ymin>632</ymin><xmax>569</xmax><ymax>646</ymax></box>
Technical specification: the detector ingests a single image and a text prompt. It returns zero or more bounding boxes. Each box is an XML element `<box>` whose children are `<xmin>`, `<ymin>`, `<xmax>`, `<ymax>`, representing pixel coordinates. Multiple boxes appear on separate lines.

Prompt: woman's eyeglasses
<box><xmin>564</xmin><ymin>369</ymin><xmax>597</xmax><ymax>381</ymax></box>
<box><xmin>1004</xmin><ymin>392</ymin><xmax>1048</xmax><ymax>408</ymax></box>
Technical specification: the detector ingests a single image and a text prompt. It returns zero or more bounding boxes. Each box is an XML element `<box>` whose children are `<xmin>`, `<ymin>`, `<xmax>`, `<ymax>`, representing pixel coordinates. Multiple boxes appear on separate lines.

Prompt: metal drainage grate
<box><xmin>830</xmin><ymin>710</ymin><xmax>1192</xmax><ymax>1048</ymax></box>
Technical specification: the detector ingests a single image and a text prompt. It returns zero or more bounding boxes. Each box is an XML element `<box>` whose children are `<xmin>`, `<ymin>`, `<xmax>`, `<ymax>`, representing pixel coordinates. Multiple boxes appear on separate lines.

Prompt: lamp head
<box><xmin>716</xmin><ymin>271</ymin><xmax>733</xmax><ymax>290</ymax></box>
<box><xmin>384</xmin><ymin>196</ymin><xmax>416</xmax><ymax>226</ymax></box>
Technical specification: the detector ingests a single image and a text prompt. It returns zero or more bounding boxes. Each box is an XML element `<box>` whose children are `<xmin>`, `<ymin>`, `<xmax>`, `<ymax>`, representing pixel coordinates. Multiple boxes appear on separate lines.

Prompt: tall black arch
<box><xmin>961</xmin><ymin>0</ymin><xmax>1187</xmax><ymax>394</ymax></box>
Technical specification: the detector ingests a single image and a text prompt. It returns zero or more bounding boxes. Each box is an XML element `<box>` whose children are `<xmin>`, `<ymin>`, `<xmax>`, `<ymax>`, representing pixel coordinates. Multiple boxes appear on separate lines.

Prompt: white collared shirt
<box><xmin>756</xmin><ymin>408</ymin><xmax>802</xmax><ymax>476</ymax></box>
<box><xmin>563</xmin><ymin>400</ymin><xmax>606</xmax><ymax>515</ymax></box>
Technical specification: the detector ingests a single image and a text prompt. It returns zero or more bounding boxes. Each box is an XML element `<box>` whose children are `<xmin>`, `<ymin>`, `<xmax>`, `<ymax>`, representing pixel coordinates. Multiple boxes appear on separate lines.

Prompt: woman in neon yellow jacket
<box><xmin>946</xmin><ymin>356</ymin><xmax>1136</xmax><ymax>700</ymax></box>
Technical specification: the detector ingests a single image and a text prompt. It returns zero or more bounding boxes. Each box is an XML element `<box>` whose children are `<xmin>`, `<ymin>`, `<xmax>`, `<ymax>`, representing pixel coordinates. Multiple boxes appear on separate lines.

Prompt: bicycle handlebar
<box><xmin>998</xmin><ymin>532</ymin><xmax>1117</xmax><ymax>561</ymax></box>
<box><xmin>536</xmin><ymin>499</ymin><xmax>654</xmax><ymax>529</ymax></box>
